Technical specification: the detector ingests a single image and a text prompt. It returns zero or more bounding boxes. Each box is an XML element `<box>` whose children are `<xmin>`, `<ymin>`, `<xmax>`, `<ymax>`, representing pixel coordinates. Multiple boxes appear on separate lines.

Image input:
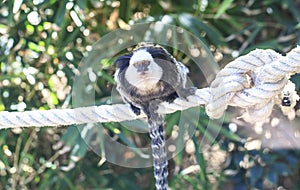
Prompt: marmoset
<box><xmin>114</xmin><ymin>43</ymin><xmax>195</xmax><ymax>117</ymax></box>
<box><xmin>114</xmin><ymin>42</ymin><xmax>195</xmax><ymax>190</ymax></box>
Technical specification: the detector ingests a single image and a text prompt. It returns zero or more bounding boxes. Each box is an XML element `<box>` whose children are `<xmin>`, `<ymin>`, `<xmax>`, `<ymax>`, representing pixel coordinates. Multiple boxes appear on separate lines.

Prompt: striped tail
<box><xmin>148</xmin><ymin>114</ymin><xmax>168</xmax><ymax>190</ymax></box>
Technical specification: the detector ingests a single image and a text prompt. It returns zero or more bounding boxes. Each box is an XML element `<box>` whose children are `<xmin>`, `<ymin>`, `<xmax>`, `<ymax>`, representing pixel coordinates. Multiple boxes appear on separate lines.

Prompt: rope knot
<box><xmin>206</xmin><ymin>47</ymin><xmax>300</xmax><ymax>122</ymax></box>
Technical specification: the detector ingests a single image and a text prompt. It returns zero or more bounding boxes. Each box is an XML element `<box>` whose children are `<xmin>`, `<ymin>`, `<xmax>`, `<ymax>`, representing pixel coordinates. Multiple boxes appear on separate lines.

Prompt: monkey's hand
<box><xmin>129</xmin><ymin>103</ymin><xmax>141</xmax><ymax>116</ymax></box>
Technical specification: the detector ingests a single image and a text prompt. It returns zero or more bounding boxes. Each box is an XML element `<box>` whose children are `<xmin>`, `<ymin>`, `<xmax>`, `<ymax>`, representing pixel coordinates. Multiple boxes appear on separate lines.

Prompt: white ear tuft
<box><xmin>130</xmin><ymin>49</ymin><xmax>153</xmax><ymax>65</ymax></box>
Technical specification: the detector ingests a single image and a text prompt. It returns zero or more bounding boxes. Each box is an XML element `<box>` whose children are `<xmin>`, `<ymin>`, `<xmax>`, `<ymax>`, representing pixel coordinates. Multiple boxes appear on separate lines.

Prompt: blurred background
<box><xmin>1</xmin><ymin>0</ymin><xmax>300</xmax><ymax>189</ymax></box>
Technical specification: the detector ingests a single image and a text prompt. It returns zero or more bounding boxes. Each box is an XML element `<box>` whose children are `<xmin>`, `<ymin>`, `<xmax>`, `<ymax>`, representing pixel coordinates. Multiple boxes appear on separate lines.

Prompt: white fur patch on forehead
<box><xmin>129</xmin><ymin>49</ymin><xmax>153</xmax><ymax>65</ymax></box>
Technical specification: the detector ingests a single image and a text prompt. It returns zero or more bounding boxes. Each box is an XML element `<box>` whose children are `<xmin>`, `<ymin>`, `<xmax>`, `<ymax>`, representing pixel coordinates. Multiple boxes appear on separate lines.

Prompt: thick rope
<box><xmin>1</xmin><ymin>46</ymin><xmax>300</xmax><ymax>129</ymax></box>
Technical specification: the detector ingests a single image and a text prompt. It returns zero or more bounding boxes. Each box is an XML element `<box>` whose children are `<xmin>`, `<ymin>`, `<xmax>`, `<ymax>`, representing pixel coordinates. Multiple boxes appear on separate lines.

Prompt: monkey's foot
<box><xmin>177</xmin><ymin>86</ymin><xmax>197</xmax><ymax>100</ymax></box>
<box><xmin>142</xmin><ymin>100</ymin><xmax>161</xmax><ymax>119</ymax></box>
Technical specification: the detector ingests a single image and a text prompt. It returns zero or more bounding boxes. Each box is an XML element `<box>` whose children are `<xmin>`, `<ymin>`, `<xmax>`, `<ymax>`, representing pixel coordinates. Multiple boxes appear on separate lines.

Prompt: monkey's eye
<box><xmin>133</xmin><ymin>60</ymin><xmax>150</xmax><ymax>68</ymax></box>
<box><xmin>144</xmin><ymin>60</ymin><xmax>150</xmax><ymax>66</ymax></box>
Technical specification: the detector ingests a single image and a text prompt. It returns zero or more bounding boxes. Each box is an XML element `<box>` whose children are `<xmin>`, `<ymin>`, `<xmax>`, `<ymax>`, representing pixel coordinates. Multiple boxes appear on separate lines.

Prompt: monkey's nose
<box><xmin>136</xmin><ymin>63</ymin><xmax>149</xmax><ymax>73</ymax></box>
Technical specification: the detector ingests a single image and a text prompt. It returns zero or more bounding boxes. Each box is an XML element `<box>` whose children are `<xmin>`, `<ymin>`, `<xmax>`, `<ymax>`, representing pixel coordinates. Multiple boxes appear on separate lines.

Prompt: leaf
<box><xmin>272</xmin><ymin>163</ymin><xmax>292</xmax><ymax>176</ymax></box>
<box><xmin>234</xmin><ymin>183</ymin><xmax>247</xmax><ymax>190</ymax></box>
<box><xmin>266</xmin><ymin>171</ymin><xmax>278</xmax><ymax>185</ymax></box>
<box><xmin>96</xmin><ymin>124</ymin><xmax>106</xmax><ymax>159</ymax></box>
<box><xmin>28</xmin><ymin>41</ymin><xmax>42</xmax><ymax>52</ymax></box>
<box><xmin>50</xmin><ymin>92</ymin><xmax>59</xmax><ymax>105</ymax></box>
<box><xmin>104</xmin><ymin>123</ymin><xmax>147</xmax><ymax>158</ymax></box>
<box><xmin>120</xmin><ymin>120</ymin><xmax>148</xmax><ymax>132</ymax></box>
<box><xmin>98</xmin><ymin>70</ymin><xmax>115</xmax><ymax>84</ymax></box>
<box><xmin>61</xmin><ymin>126</ymin><xmax>80</xmax><ymax>146</ymax></box>
<box><xmin>57</xmin><ymin>27</ymin><xmax>80</xmax><ymax>49</ymax></box>
<box><xmin>54</xmin><ymin>0</ymin><xmax>68</xmax><ymax>27</ymax></box>
<box><xmin>165</xmin><ymin>111</ymin><xmax>180</xmax><ymax>134</ymax></box>
<box><xmin>214</xmin><ymin>0</ymin><xmax>234</xmax><ymax>19</ymax></box>
<box><xmin>242</xmin><ymin>40</ymin><xmax>283</xmax><ymax>54</ymax></box>
<box><xmin>178</xmin><ymin>13</ymin><xmax>224</xmax><ymax>46</ymax></box>
<box><xmin>284</xmin><ymin>0</ymin><xmax>300</xmax><ymax>22</ymax></box>
<box><xmin>70</xmin><ymin>135</ymin><xmax>88</xmax><ymax>158</ymax></box>
<box><xmin>7</xmin><ymin>0</ymin><xmax>14</xmax><ymax>26</ymax></box>
<box><xmin>119</xmin><ymin>0</ymin><xmax>131</xmax><ymax>22</ymax></box>
<box><xmin>0</xmin><ymin>103</ymin><xmax>5</xmax><ymax>111</ymax></box>
<box><xmin>245</xmin><ymin>24</ymin><xmax>262</xmax><ymax>44</ymax></box>
<box><xmin>76</xmin><ymin>0</ymin><xmax>87</xmax><ymax>9</ymax></box>
<box><xmin>249</xmin><ymin>166</ymin><xmax>263</xmax><ymax>187</ymax></box>
<box><xmin>192</xmin><ymin>136</ymin><xmax>211</xmax><ymax>189</ymax></box>
<box><xmin>233</xmin><ymin>152</ymin><xmax>244</xmax><ymax>167</ymax></box>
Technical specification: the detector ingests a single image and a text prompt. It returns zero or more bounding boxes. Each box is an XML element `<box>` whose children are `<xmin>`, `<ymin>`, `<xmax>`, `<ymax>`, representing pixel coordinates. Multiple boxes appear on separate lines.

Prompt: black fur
<box><xmin>115</xmin><ymin>53</ymin><xmax>132</xmax><ymax>72</ymax></box>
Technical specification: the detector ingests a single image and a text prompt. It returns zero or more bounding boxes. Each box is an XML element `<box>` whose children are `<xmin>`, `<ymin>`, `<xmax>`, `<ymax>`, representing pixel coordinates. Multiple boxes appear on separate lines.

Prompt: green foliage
<box><xmin>0</xmin><ymin>0</ymin><xmax>300</xmax><ymax>189</ymax></box>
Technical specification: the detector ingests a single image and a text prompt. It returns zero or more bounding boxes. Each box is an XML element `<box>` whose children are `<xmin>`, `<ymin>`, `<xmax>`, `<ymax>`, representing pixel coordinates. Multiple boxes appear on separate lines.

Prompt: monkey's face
<box><xmin>125</xmin><ymin>49</ymin><xmax>163</xmax><ymax>93</ymax></box>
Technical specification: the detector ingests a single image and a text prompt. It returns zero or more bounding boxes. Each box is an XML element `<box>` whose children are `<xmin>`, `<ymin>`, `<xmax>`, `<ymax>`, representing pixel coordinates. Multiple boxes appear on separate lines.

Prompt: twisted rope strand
<box><xmin>1</xmin><ymin>46</ymin><xmax>300</xmax><ymax>129</ymax></box>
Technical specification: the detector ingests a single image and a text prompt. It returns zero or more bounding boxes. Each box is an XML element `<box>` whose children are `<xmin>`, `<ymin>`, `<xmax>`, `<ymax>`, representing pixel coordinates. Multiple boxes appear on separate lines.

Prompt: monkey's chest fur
<box><xmin>120</xmin><ymin>74</ymin><xmax>179</xmax><ymax>107</ymax></box>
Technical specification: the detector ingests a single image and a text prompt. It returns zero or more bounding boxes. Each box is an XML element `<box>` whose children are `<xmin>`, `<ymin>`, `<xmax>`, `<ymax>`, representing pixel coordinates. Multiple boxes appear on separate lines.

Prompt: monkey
<box><xmin>114</xmin><ymin>42</ymin><xmax>195</xmax><ymax>190</ymax></box>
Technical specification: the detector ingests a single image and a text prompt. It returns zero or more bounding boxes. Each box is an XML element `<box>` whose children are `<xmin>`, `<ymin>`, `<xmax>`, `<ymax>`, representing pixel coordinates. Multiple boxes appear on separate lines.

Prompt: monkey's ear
<box><xmin>115</xmin><ymin>53</ymin><xmax>132</xmax><ymax>71</ymax></box>
<box><xmin>146</xmin><ymin>47</ymin><xmax>174</xmax><ymax>63</ymax></box>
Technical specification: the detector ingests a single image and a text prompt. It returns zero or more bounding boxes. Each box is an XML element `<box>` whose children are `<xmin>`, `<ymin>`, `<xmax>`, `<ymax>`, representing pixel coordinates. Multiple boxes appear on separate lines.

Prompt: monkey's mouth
<box><xmin>138</xmin><ymin>71</ymin><xmax>149</xmax><ymax>77</ymax></box>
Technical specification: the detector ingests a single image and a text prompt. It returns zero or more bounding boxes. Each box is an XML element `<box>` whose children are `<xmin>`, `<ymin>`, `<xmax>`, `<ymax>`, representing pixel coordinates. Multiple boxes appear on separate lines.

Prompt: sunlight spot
<box><xmin>22</xmin><ymin>165</ymin><xmax>34</xmax><ymax>173</ymax></box>
<box><xmin>185</xmin><ymin>139</ymin><xmax>195</xmax><ymax>154</ymax></box>
<box><xmin>18</xmin><ymin>96</ymin><xmax>23</xmax><ymax>102</ymax></box>
<box><xmin>51</xmin><ymin>31</ymin><xmax>58</xmax><ymax>39</ymax></box>
<box><xmin>57</xmin><ymin>70</ymin><xmax>64</xmax><ymax>77</ymax></box>
<box><xmin>37</xmin><ymin>82</ymin><xmax>44</xmax><ymax>90</ymax></box>
<box><xmin>3</xmin><ymin>145</ymin><xmax>12</xmax><ymax>156</ymax></box>
<box><xmin>47</xmin><ymin>45</ymin><xmax>55</xmax><ymax>55</ymax></box>
<box><xmin>190</xmin><ymin>48</ymin><xmax>201</xmax><ymax>57</ymax></box>
<box><xmin>86</xmin><ymin>45</ymin><xmax>92</xmax><ymax>51</ymax></box>
<box><xmin>33</xmin><ymin>0</ymin><xmax>44</xmax><ymax>5</ymax></box>
<box><xmin>264</xmin><ymin>130</ymin><xmax>271</xmax><ymax>139</ymax></box>
<box><xmin>3</xmin><ymin>91</ymin><xmax>9</xmax><ymax>98</ymax></box>
<box><xmin>13</xmin><ymin>0</ymin><xmax>23</xmax><ymax>13</ymax></box>
<box><xmin>232</xmin><ymin>50</ymin><xmax>239</xmax><ymax>58</ymax></box>
<box><xmin>70</xmin><ymin>10</ymin><xmax>82</xmax><ymax>27</ymax></box>
<box><xmin>66</xmin><ymin>2</ymin><xmax>74</xmax><ymax>10</ymax></box>
<box><xmin>88</xmin><ymin>70</ymin><xmax>97</xmax><ymax>82</ymax></box>
<box><xmin>83</xmin><ymin>28</ymin><xmax>90</xmax><ymax>36</ymax></box>
<box><xmin>13</xmin><ymin>77</ymin><xmax>22</xmax><ymax>85</ymax></box>
<box><xmin>67</xmin><ymin>25</ymin><xmax>74</xmax><ymax>32</ymax></box>
<box><xmin>228</xmin><ymin>123</ymin><xmax>238</xmax><ymax>133</ymax></box>
<box><xmin>266</xmin><ymin>7</ymin><xmax>273</xmax><ymax>14</ymax></box>
<box><xmin>245</xmin><ymin>139</ymin><xmax>261</xmax><ymax>150</ymax></box>
<box><xmin>2</xmin><ymin>79</ymin><xmax>10</xmax><ymax>86</ymax></box>
<box><xmin>199</xmin><ymin>0</ymin><xmax>208</xmax><ymax>12</ymax></box>
<box><xmin>270</xmin><ymin>117</ymin><xmax>280</xmax><ymax>127</ymax></box>
<box><xmin>26</xmin><ymin>74</ymin><xmax>36</xmax><ymax>85</ymax></box>
<box><xmin>10</xmin><ymin>167</ymin><xmax>17</xmax><ymax>174</ymax></box>
<box><xmin>65</xmin><ymin>51</ymin><xmax>74</xmax><ymax>61</ymax></box>
<box><xmin>254</xmin><ymin>122</ymin><xmax>263</xmax><ymax>134</ymax></box>
<box><xmin>27</xmin><ymin>11</ymin><xmax>41</xmax><ymax>25</ymax></box>
<box><xmin>168</xmin><ymin>145</ymin><xmax>176</xmax><ymax>152</ymax></box>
